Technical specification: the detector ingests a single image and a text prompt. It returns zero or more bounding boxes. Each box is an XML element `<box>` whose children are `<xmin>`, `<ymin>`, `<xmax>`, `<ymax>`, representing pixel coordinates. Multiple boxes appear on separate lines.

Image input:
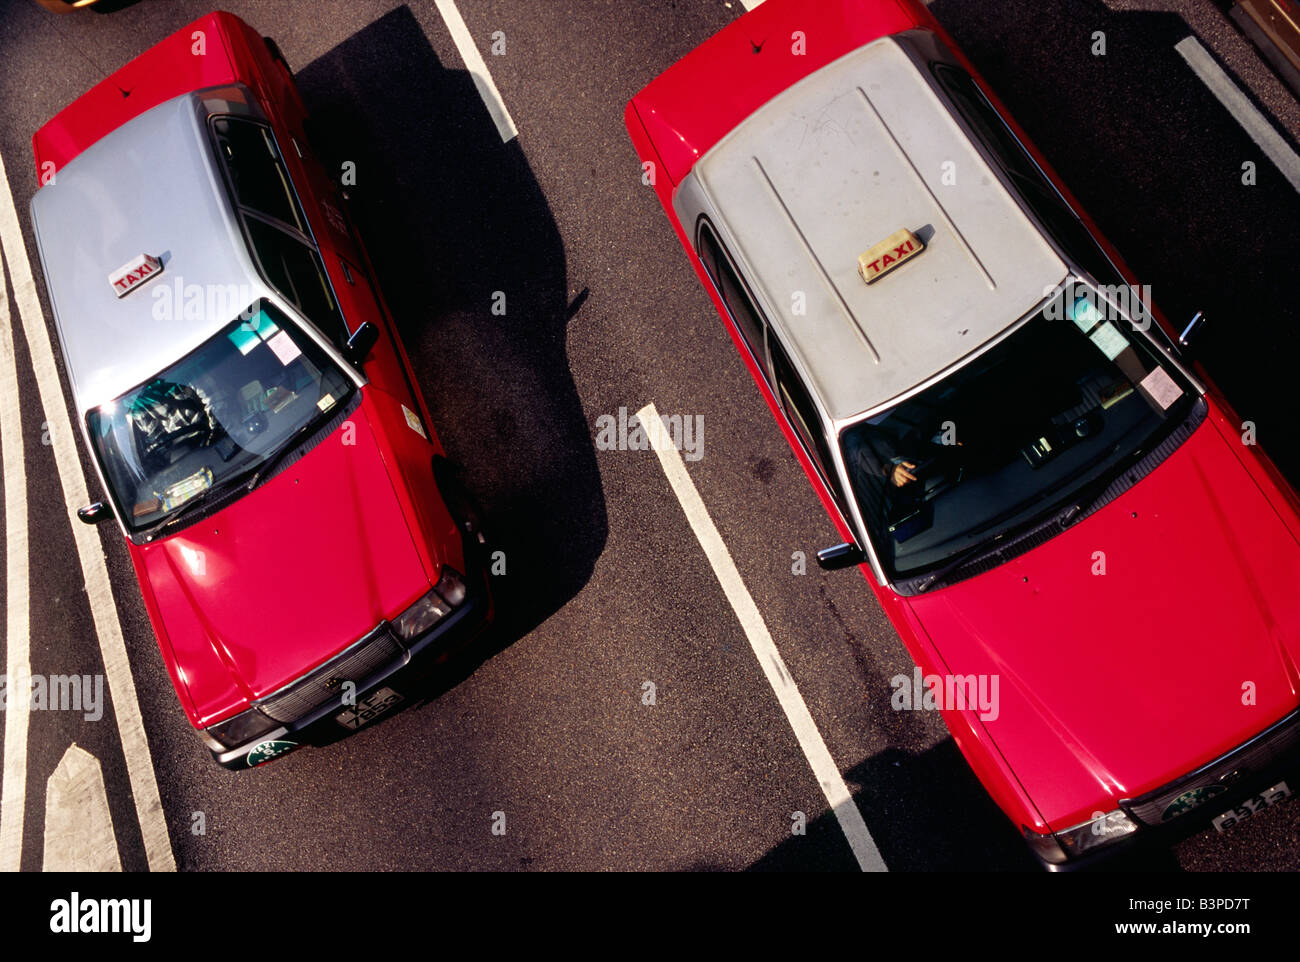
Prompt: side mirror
<box><xmin>816</xmin><ymin>542</ymin><xmax>865</xmax><ymax>571</ymax></box>
<box><xmin>344</xmin><ymin>321</ymin><xmax>380</xmax><ymax>364</ymax></box>
<box><xmin>77</xmin><ymin>501</ymin><xmax>113</xmax><ymax>525</ymax></box>
<box><xmin>1179</xmin><ymin>311</ymin><xmax>1207</xmax><ymax>349</ymax></box>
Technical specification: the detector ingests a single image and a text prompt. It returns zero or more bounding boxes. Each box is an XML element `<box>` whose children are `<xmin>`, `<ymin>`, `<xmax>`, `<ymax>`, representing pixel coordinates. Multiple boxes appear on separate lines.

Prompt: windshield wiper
<box><xmin>243</xmin><ymin>411</ymin><xmax>329</xmax><ymax>494</ymax></box>
<box><xmin>911</xmin><ymin>531</ymin><xmax>1015</xmax><ymax>594</ymax></box>
<box><xmin>909</xmin><ymin>442</ymin><xmax>1153</xmax><ymax>593</ymax></box>
<box><xmin>136</xmin><ymin>486</ymin><xmax>221</xmax><ymax>542</ymax></box>
<box><xmin>1056</xmin><ymin>435</ymin><xmax>1162</xmax><ymax>530</ymax></box>
<box><xmin>133</xmin><ymin>411</ymin><xmax>335</xmax><ymax>542</ymax></box>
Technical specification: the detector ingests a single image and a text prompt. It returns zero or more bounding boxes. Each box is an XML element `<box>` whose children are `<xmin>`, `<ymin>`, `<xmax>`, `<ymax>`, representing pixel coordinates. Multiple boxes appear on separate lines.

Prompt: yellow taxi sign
<box><xmin>857</xmin><ymin>229</ymin><xmax>924</xmax><ymax>284</ymax></box>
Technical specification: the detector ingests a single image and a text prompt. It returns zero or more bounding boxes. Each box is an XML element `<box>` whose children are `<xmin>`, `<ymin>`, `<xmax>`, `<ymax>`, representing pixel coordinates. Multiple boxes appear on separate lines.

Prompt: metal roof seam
<box><xmin>852</xmin><ymin>83</ymin><xmax>996</xmax><ymax>291</ymax></box>
<box><xmin>748</xmin><ymin>153</ymin><xmax>882</xmax><ymax>365</ymax></box>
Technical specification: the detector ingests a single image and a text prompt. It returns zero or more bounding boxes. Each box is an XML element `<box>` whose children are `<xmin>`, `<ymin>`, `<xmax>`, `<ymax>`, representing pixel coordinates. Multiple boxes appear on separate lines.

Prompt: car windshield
<box><xmin>86</xmin><ymin>301</ymin><xmax>354</xmax><ymax>533</ymax></box>
<box><xmin>841</xmin><ymin>282</ymin><xmax>1196</xmax><ymax>584</ymax></box>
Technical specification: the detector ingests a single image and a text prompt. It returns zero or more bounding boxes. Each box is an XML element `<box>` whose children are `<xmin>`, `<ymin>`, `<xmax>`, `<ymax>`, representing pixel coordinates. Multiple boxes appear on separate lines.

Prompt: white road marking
<box><xmin>738</xmin><ymin>0</ymin><xmax>764</xmax><ymax>10</ymax></box>
<box><xmin>434</xmin><ymin>0</ymin><xmax>519</xmax><ymax>142</ymax></box>
<box><xmin>1176</xmin><ymin>35</ymin><xmax>1300</xmax><ymax>194</ymax></box>
<box><xmin>0</xmin><ymin>147</ymin><xmax>175</xmax><ymax>871</ymax></box>
<box><xmin>637</xmin><ymin>403</ymin><xmax>887</xmax><ymax>872</ymax></box>
<box><xmin>43</xmin><ymin>744</ymin><xmax>121</xmax><ymax>872</ymax></box>
<box><xmin>0</xmin><ymin>222</ymin><xmax>31</xmax><ymax>872</ymax></box>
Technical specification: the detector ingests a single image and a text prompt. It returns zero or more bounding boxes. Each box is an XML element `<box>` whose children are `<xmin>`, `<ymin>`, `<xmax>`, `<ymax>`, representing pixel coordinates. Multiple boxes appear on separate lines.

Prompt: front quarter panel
<box><xmin>359</xmin><ymin>389</ymin><xmax>464</xmax><ymax>585</ymax></box>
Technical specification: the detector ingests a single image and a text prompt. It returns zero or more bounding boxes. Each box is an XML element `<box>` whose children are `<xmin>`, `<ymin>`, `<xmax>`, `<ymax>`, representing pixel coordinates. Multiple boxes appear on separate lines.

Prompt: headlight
<box><xmin>1024</xmin><ymin>809</ymin><xmax>1138</xmax><ymax>864</ymax></box>
<box><xmin>391</xmin><ymin>567</ymin><xmax>467</xmax><ymax>640</ymax></box>
<box><xmin>205</xmin><ymin>708</ymin><xmax>281</xmax><ymax>749</ymax></box>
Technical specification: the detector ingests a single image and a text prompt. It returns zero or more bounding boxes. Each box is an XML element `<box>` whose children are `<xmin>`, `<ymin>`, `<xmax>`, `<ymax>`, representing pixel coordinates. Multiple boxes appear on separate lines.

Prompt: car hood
<box><xmin>135</xmin><ymin>404</ymin><xmax>433</xmax><ymax>725</ymax></box>
<box><xmin>906</xmin><ymin>419</ymin><xmax>1300</xmax><ymax>828</ymax></box>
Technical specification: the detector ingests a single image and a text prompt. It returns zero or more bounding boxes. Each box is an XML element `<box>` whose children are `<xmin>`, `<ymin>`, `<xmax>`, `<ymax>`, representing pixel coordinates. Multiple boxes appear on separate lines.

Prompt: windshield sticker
<box><xmin>227</xmin><ymin>326</ymin><xmax>260</xmax><ymax>355</ymax></box>
<box><xmin>1069</xmin><ymin>295</ymin><xmax>1104</xmax><ymax>333</ymax></box>
<box><xmin>1088</xmin><ymin>321</ymin><xmax>1129</xmax><ymax>361</ymax></box>
<box><xmin>317</xmin><ymin>393</ymin><xmax>335</xmax><ymax>412</ymax></box>
<box><xmin>249</xmin><ymin>310</ymin><xmax>279</xmax><ymax>338</ymax></box>
<box><xmin>1139</xmin><ymin>366</ymin><xmax>1182</xmax><ymax>411</ymax></box>
<box><xmin>402</xmin><ymin>404</ymin><xmax>428</xmax><ymax>439</ymax></box>
<box><xmin>228</xmin><ymin>309</ymin><xmax>281</xmax><ymax>355</ymax></box>
<box><xmin>266</xmin><ymin>330</ymin><xmax>302</xmax><ymax>366</ymax></box>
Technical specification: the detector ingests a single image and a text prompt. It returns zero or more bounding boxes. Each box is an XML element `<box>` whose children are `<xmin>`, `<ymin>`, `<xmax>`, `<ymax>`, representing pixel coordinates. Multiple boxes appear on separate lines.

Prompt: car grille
<box><xmin>257</xmin><ymin>625</ymin><xmax>406</xmax><ymax>724</ymax></box>
<box><xmin>1121</xmin><ymin>709</ymin><xmax>1300</xmax><ymax>825</ymax></box>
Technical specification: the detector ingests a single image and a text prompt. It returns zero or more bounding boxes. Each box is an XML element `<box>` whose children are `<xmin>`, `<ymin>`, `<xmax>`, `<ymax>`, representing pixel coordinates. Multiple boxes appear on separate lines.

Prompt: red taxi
<box><xmin>627</xmin><ymin>0</ymin><xmax>1300</xmax><ymax>866</ymax></box>
<box><xmin>30</xmin><ymin>13</ymin><xmax>492</xmax><ymax>768</ymax></box>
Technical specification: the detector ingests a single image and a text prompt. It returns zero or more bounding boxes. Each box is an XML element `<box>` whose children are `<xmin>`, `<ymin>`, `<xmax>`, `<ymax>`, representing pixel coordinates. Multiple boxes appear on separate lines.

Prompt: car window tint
<box><xmin>245</xmin><ymin>218</ymin><xmax>347</xmax><ymax>344</ymax></box>
<box><xmin>697</xmin><ymin>222</ymin><xmax>766</xmax><ymax>360</ymax></box>
<box><xmin>211</xmin><ymin>116</ymin><xmax>306</xmax><ymax>234</ymax></box>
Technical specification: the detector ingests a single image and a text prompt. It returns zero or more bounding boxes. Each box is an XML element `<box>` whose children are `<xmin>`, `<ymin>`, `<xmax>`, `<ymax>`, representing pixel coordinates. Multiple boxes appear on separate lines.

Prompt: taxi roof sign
<box><xmin>108</xmin><ymin>253</ymin><xmax>163</xmax><ymax>298</ymax></box>
<box><xmin>857</xmin><ymin>228</ymin><xmax>923</xmax><ymax>285</ymax></box>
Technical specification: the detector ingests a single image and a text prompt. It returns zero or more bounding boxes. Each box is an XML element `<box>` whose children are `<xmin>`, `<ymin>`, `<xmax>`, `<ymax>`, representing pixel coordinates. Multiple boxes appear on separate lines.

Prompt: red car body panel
<box><xmin>627</xmin><ymin>0</ymin><xmax>1300</xmax><ymax>843</ymax></box>
<box><xmin>907</xmin><ymin>420</ymin><xmax>1300</xmax><ymax>830</ymax></box>
<box><xmin>36</xmin><ymin>13</ymin><xmax>487</xmax><ymax>748</ymax></box>
<box><xmin>34</xmin><ymin>13</ymin><xmax>269</xmax><ymax>179</ymax></box>
<box><xmin>129</xmin><ymin>400</ymin><xmax>434</xmax><ymax>729</ymax></box>
<box><xmin>628</xmin><ymin>0</ymin><xmax>917</xmax><ymax>189</ymax></box>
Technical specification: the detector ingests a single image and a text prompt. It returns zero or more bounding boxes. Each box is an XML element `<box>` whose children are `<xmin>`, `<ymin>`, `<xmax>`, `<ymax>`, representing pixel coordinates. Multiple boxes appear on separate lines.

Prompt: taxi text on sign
<box><xmin>857</xmin><ymin>229</ymin><xmax>924</xmax><ymax>284</ymax></box>
<box><xmin>108</xmin><ymin>253</ymin><xmax>164</xmax><ymax>298</ymax></box>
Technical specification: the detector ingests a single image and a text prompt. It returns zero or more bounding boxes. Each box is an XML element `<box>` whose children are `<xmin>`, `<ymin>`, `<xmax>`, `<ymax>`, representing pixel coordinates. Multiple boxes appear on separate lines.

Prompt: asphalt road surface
<box><xmin>0</xmin><ymin>0</ymin><xmax>1298</xmax><ymax>872</ymax></box>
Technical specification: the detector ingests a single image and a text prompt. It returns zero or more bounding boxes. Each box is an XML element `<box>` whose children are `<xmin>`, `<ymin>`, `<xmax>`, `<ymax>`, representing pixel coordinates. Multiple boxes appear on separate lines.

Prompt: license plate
<box><xmin>1211</xmin><ymin>780</ymin><xmax>1291</xmax><ymax>832</ymax></box>
<box><xmin>334</xmin><ymin>687</ymin><xmax>403</xmax><ymax>730</ymax></box>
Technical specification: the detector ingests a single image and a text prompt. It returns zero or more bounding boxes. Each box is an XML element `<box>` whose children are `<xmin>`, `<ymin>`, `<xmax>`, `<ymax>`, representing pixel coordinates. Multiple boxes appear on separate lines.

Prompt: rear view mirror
<box><xmin>77</xmin><ymin>501</ymin><xmax>113</xmax><ymax>525</ymax></box>
<box><xmin>817</xmin><ymin>542</ymin><xmax>865</xmax><ymax>570</ymax></box>
<box><xmin>344</xmin><ymin>321</ymin><xmax>380</xmax><ymax>364</ymax></box>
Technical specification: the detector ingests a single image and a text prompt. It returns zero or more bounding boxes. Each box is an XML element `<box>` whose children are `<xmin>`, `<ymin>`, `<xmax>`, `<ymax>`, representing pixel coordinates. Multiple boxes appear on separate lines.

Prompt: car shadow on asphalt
<box><xmin>293</xmin><ymin>4</ymin><xmax>607</xmax><ymax>684</ymax></box>
<box><xmin>738</xmin><ymin>737</ymin><xmax>1190</xmax><ymax>871</ymax></box>
<box><xmin>741</xmin><ymin>741</ymin><xmax>1042</xmax><ymax>871</ymax></box>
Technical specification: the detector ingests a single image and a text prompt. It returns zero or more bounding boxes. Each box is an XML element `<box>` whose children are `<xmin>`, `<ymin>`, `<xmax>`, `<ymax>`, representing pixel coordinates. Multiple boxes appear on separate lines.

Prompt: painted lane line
<box><xmin>434</xmin><ymin>0</ymin><xmax>519</xmax><ymax>143</ymax></box>
<box><xmin>0</xmin><ymin>231</ymin><xmax>32</xmax><ymax>872</ymax></box>
<box><xmin>738</xmin><ymin>0</ymin><xmax>765</xmax><ymax>10</ymax></box>
<box><xmin>43</xmin><ymin>744</ymin><xmax>121</xmax><ymax>872</ymax></box>
<box><xmin>637</xmin><ymin>403</ymin><xmax>887</xmax><ymax>872</ymax></box>
<box><xmin>0</xmin><ymin>147</ymin><xmax>175</xmax><ymax>872</ymax></box>
<box><xmin>1176</xmin><ymin>35</ymin><xmax>1300</xmax><ymax>193</ymax></box>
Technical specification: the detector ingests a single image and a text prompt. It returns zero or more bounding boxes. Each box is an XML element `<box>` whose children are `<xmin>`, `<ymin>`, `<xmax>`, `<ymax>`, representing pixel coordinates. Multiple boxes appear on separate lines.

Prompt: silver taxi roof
<box><xmin>30</xmin><ymin>92</ymin><xmax>269</xmax><ymax>413</ymax></box>
<box><xmin>687</xmin><ymin>37</ymin><xmax>1068</xmax><ymax>423</ymax></box>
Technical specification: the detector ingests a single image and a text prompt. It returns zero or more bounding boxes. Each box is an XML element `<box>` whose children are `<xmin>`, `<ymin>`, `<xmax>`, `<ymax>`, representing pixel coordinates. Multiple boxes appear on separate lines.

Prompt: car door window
<box><xmin>211</xmin><ymin>116</ymin><xmax>307</xmax><ymax>235</ymax></box>
<box><xmin>210</xmin><ymin>116</ymin><xmax>350</xmax><ymax>346</ymax></box>
<box><xmin>244</xmin><ymin>217</ymin><xmax>347</xmax><ymax>346</ymax></box>
<box><xmin>768</xmin><ymin>334</ymin><xmax>847</xmax><ymax>507</ymax></box>
<box><xmin>697</xmin><ymin>221</ymin><xmax>767</xmax><ymax>366</ymax></box>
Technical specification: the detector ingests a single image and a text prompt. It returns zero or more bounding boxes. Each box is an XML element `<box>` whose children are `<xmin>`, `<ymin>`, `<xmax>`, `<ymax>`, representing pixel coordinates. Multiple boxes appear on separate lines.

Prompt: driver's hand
<box><xmin>889</xmin><ymin>461</ymin><xmax>918</xmax><ymax>487</ymax></box>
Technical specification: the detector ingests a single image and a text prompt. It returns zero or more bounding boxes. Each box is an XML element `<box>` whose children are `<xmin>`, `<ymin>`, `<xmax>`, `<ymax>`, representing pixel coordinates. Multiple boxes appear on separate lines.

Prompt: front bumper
<box><xmin>1031</xmin><ymin>707</ymin><xmax>1300</xmax><ymax>871</ymax></box>
<box><xmin>203</xmin><ymin>578</ymin><xmax>492</xmax><ymax>769</ymax></box>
